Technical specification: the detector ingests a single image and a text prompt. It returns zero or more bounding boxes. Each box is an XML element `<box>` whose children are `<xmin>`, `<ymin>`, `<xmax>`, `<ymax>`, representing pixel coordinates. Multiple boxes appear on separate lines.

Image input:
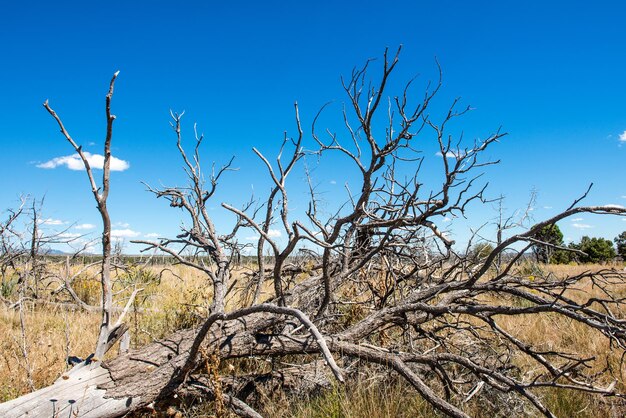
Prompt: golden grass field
<box><xmin>1</xmin><ymin>263</ymin><xmax>625</xmax><ymax>417</ymax></box>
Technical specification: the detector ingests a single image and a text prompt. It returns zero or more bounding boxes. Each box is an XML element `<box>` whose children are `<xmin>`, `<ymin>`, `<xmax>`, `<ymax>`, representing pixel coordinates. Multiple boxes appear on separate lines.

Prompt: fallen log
<box><xmin>0</xmin><ymin>311</ymin><xmax>331</xmax><ymax>417</ymax></box>
<box><xmin>0</xmin><ymin>363</ymin><xmax>136</xmax><ymax>418</ymax></box>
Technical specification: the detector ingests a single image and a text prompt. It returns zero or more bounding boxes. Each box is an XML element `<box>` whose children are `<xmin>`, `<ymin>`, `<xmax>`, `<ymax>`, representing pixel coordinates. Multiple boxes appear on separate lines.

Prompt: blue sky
<box><xmin>1</xmin><ymin>1</ymin><xmax>625</xmax><ymax>253</ymax></box>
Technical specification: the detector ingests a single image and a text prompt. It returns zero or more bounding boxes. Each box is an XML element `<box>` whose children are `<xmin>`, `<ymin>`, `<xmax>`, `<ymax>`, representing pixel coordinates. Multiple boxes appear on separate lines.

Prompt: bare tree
<box><xmin>0</xmin><ymin>198</ymin><xmax>27</xmax><ymax>299</ymax></box>
<box><xmin>0</xmin><ymin>197</ymin><xmax>85</xmax><ymax>304</ymax></box>
<box><xmin>2</xmin><ymin>48</ymin><xmax>626</xmax><ymax>418</ymax></box>
<box><xmin>42</xmin><ymin>72</ymin><xmax>136</xmax><ymax>360</ymax></box>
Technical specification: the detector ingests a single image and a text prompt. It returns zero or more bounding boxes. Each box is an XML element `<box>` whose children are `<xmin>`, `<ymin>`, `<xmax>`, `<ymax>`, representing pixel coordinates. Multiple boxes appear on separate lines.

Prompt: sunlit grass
<box><xmin>1</xmin><ymin>262</ymin><xmax>626</xmax><ymax>417</ymax></box>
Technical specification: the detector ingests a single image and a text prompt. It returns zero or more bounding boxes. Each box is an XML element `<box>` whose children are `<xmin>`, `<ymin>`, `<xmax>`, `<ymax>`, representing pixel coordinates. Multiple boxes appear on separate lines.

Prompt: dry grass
<box><xmin>496</xmin><ymin>265</ymin><xmax>626</xmax><ymax>417</ymax></box>
<box><xmin>0</xmin><ymin>263</ymin><xmax>216</xmax><ymax>402</ymax></box>
<box><xmin>1</xmin><ymin>262</ymin><xmax>626</xmax><ymax>417</ymax></box>
<box><xmin>0</xmin><ymin>302</ymin><xmax>99</xmax><ymax>401</ymax></box>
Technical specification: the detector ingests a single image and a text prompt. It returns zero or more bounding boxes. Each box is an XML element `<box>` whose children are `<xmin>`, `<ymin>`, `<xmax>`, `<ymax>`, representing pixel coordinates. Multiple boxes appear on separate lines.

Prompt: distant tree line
<box><xmin>468</xmin><ymin>227</ymin><xmax>625</xmax><ymax>265</ymax></box>
<box><xmin>535</xmin><ymin>225</ymin><xmax>626</xmax><ymax>264</ymax></box>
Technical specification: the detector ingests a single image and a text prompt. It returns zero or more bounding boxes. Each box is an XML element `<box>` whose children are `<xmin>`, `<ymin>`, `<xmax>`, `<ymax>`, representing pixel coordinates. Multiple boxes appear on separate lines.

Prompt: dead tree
<box><xmin>0</xmin><ymin>198</ymin><xmax>27</xmax><ymax>296</ymax></box>
<box><xmin>0</xmin><ymin>197</ymin><xmax>84</xmax><ymax>304</ymax></box>
<box><xmin>41</xmin><ymin>72</ymin><xmax>137</xmax><ymax>360</ymax></box>
<box><xmin>2</xmin><ymin>48</ymin><xmax>626</xmax><ymax>418</ymax></box>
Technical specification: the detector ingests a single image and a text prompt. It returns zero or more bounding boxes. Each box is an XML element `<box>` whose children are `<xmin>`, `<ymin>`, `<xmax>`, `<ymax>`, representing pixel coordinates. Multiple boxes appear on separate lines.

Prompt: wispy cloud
<box><xmin>111</xmin><ymin>229</ymin><xmax>140</xmax><ymax>238</ymax></box>
<box><xmin>58</xmin><ymin>232</ymin><xmax>82</xmax><ymax>239</ymax></box>
<box><xmin>37</xmin><ymin>152</ymin><xmax>130</xmax><ymax>171</ymax></box>
<box><xmin>604</xmin><ymin>204</ymin><xmax>625</xmax><ymax>209</ymax></box>
<box><xmin>435</xmin><ymin>150</ymin><xmax>466</xmax><ymax>159</ymax></box>
<box><xmin>619</xmin><ymin>131</ymin><xmax>626</xmax><ymax>142</ymax></box>
<box><xmin>114</xmin><ymin>222</ymin><xmax>130</xmax><ymax>228</ymax></box>
<box><xmin>245</xmin><ymin>229</ymin><xmax>282</xmax><ymax>241</ymax></box>
<box><xmin>38</xmin><ymin>218</ymin><xmax>65</xmax><ymax>225</ymax></box>
<box><xmin>330</xmin><ymin>180</ymin><xmax>337</xmax><ymax>185</ymax></box>
<box><xmin>74</xmin><ymin>223</ymin><xmax>96</xmax><ymax>230</ymax></box>
<box><xmin>572</xmin><ymin>223</ymin><xmax>592</xmax><ymax>230</ymax></box>
<box><xmin>144</xmin><ymin>233</ymin><xmax>160</xmax><ymax>238</ymax></box>
<box><xmin>570</xmin><ymin>217</ymin><xmax>584</xmax><ymax>222</ymax></box>
<box><xmin>543</xmin><ymin>206</ymin><xmax>552</xmax><ymax>210</ymax></box>
<box><xmin>83</xmin><ymin>243</ymin><xmax>97</xmax><ymax>254</ymax></box>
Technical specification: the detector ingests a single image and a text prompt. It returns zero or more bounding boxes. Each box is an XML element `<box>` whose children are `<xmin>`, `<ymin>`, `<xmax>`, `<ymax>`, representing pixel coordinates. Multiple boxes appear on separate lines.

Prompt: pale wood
<box><xmin>0</xmin><ymin>363</ymin><xmax>136</xmax><ymax>418</ymax></box>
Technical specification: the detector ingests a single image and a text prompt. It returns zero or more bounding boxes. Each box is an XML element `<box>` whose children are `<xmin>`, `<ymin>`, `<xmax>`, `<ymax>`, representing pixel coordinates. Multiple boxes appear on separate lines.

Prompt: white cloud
<box><xmin>330</xmin><ymin>180</ymin><xmax>337</xmax><ymax>185</ymax></box>
<box><xmin>114</xmin><ymin>222</ymin><xmax>130</xmax><ymax>228</ymax></box>
<box><xmin>572</xmin><ymin>223</ymin><xmax>592</xmax><ymax>230</ymax></box>
<box><xmin>619</xmin><ymin>131</ymin><xmax>626</xmax><ymax>142</ymax></box>
<box><xmin>74</xmin><ymin>223</ymin><xmax>96</xmax><ymax>230</ymax></box>
<box><xmin>442</xmin><ymin>216</ymin><xmax>452</xmax><ymax>223</ymax></box>
<box><xmin>37</xmin><ymin>152</ymin><xmax>130</xmax><ymax>171</ymax></box>
<box><xmin>436</xmin><ymin>150</ymin><xmax>466</xmax><ymax>159</ymax></box>
<box><xmin>59</xmin><ymin>232</ymin><xmax>82</xmax><ymax>238</ymax></box>
<box><xmin>604</xmin><ymin>204</ymin><xmax>625</xmax><ymax>209</ymax></box>
<box><xmin>38</xmin><ymin>218</ymin><xmax>65</xmax><ymax>225</ymax></box>
<box><xmin>570</xmin><ymin>217</ymin><xmax>584</xmax><ymax>222</ymax></box>
<box><xmin>83</xmin><ymin>244</ymin><xmax>97</xmax><ymax>254</ymax></box>
<box><xmin>111</xmin><ymin>229</ymin><xmax>140</xmax><ymax>238</ymax></box>
<box><xmin>245</xmin><ymin>229</ymin><xmax>282</xmax><ymax>241</ymax></box>
<box><xmin>267</xmin><ymin>229</ymin><xmax>282</xmax><ymax>238</ymax></box>
<box><xmin>144</xmin><ymin>233</ymin><xmax>160</xmax><ymax>238</ymax></box>
<box><xmin>543</xmin><ymin>206</ymin><xmax>552</xmax><ymax>210</ymax></box>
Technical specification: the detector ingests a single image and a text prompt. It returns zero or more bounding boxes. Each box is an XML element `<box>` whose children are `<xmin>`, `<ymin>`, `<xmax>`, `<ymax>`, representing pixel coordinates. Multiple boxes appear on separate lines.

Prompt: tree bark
<box><xmin>0</xmin><ymin>311</ymin><xmax>326</xmax><ymax>417</ymax></box>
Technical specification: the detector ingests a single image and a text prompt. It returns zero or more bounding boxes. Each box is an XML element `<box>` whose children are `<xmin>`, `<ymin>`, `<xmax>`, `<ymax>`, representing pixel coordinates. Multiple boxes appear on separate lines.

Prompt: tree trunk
<box><xmin>0</xmin><ymin>363</ymin><xmax>134</xmax><ymax>418</ymax></box>
<box><xmin>0</xmin><ymin>311</ymin><xmax>324</xmax><ymax>417</ymax></box>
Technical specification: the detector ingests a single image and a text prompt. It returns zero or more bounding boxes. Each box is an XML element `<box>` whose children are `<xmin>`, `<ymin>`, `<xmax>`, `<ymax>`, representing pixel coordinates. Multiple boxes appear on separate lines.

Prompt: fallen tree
<box><xmin>2</xmin><ymin>47</ymin><xmax>626</xmax><ymax>418</ymax></box>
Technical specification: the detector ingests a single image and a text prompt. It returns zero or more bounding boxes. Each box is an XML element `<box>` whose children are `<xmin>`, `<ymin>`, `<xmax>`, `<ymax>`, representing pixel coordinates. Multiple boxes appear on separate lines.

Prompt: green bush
<box><xmin>533</xmin><ymin>224</ymin><xmax>564</xmax><ymax>263</ymax></box>
<box><xmin>570</xmin><ymin>236</ymin><xmax>616</xmax><ymax>263</ymax></box>
<box><xmin>615</xmin><ymin>231</ymin><xmax>626</xmax><ymax>259</ymax></box>
<box><xmin>0</xmin><ymin>275</ymin><xmax>18</xmax><ymax>299</ymax></box>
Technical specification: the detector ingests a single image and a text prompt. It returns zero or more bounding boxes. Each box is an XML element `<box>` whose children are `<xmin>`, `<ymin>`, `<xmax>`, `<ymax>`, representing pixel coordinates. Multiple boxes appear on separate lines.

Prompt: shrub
<box><xmin>571</xmin><ymin>236</ymin><xmax>616</xmax><ymax>263</ymax></box>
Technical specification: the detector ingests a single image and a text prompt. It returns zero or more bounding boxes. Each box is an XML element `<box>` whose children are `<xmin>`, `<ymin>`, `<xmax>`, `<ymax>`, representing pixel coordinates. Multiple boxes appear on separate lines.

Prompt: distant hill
<box><xmin>42</xmin><ymin>248</ymin><xmax>68</xmax><ymax>255</ymax></box>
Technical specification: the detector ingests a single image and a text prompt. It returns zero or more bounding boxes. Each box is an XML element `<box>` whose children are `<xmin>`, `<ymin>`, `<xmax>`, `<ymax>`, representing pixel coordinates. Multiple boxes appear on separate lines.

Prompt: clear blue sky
<box><xmin>1</xmin><ymin>1</ymin><xmax>625</xmax><ymax>253</ymax></box>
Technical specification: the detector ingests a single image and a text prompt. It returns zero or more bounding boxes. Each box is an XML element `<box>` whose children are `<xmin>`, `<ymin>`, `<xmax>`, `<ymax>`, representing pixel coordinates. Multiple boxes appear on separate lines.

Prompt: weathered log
<box><xmin>0</xmin><ymin>363</ymin><xmax>136</xmax><ymax>418</ymax></box>
<box><xmin>0</xmin><ymin>311</ymin><xmax>330</xmax><ymax>417</ymax></box>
